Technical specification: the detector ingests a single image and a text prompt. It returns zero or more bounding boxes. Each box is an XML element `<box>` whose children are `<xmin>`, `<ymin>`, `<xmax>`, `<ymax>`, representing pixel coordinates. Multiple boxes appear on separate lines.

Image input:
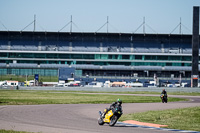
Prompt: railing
<box><xmin>1</xmin><ymin>86</ymin><xmax>200</xmax><ymax>93</ymax></box>
<box><xmin>0</xmin><ymin>45</ymin><xmax>193</xmax><ymax>54</ymax></box>
<box><xmin>77</xmin><ymin>75</ymin><xmax>191</xmax><ymax>81</ymax></box>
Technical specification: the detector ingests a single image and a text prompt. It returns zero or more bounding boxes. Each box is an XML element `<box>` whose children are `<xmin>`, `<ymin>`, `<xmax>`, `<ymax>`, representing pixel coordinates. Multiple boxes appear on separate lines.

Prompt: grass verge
<box><xmin>119</xmin><ymin>106</ymin><xmax>200</xmax><ymax>131</ymax></box>
<box><xmin>54</xmin><ymin>91</ymin><xmax>200</xmax><ymax>96</ymax></box>
<box><xmin>0</xmin><ymin>90</ymin><xmax>186</xmax><ymax>105</ymax></box>
<box><xmin>0</xmin><ymin>129</ymin><xmax>34</xmax><ymax>133</ymax></box>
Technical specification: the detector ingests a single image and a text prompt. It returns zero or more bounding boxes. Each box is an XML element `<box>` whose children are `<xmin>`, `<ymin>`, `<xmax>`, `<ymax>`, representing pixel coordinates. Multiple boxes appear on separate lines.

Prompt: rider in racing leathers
<box><xmin>102</xmin><ymin>99</ymin><xmax>122</xmax><ymax>118</ymax></box>
<box><xmin>160</xmin><ymin>89</ymin><xmax>168</xmax><ymax>102</ymax></box>
<box><xmin>161</xmin><ymin>89</ymin><xmax>167</xmax><ymax>96</ymax></box>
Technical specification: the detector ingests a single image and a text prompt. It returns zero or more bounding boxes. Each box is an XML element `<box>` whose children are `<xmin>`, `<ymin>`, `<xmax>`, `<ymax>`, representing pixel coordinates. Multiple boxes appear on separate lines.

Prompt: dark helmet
<box><xmin>117</xmin><ymin>99</ymin><xmax>122</xmax><ymax>105</ymax></box>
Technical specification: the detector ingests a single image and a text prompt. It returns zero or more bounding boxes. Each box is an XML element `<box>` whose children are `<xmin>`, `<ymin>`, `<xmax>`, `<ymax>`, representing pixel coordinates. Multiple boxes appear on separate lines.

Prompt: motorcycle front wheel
<box><xmin>98</xmin><ymin>118</ymin><xmax>104</xmax><ymax>125</ymax></box>
<box><xmin>109</xmin><ymin>115</ymin><xmax>118</xmax><ymax>126</ymax></box>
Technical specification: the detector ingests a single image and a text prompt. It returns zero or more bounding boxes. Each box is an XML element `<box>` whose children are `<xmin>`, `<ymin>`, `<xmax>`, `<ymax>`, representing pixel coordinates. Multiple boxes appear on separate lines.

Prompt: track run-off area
<box><xmin>0</xmin><ymin>89</ymin><xmax>200</xmax><ymax>133</ymax></box>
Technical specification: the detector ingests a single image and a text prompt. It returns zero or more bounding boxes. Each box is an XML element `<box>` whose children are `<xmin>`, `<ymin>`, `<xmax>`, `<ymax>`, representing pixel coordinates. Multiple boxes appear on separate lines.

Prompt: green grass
<box><xmin>0</xmin><ymin>90</ymin><xmax>198</xmax><ymax>132</ymax></box>
<box><xmin>168</xmin><ymin>92</ymin><xmax>200</xmax><ymax>96</ymax></box>
<box><xmin>119</xmin><ymin>106</ymin><xmax>200</xmax><ymax>131</ymax></box>
<box><xmin>127</xmin><ymin>91</ymin><xmax>200</xmax><ymax>96</ymax></box>
<box><xmin>0</xmin><ymin>90</ymin><xmax>186</xmax><ymax>105</ymax></box>
<box><xmin>0</xmin><ymin>129</ymin><xmax>34</xmax><ymax>133</ymax></box>
<box><xmin>56</xmin><ymin>91</ymin><xmax>200</xmax><ymax>96</ymax></box>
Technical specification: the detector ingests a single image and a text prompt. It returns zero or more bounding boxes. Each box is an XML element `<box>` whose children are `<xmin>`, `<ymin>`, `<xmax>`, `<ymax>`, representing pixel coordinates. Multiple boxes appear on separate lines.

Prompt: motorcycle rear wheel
<box><xmin>162</xmin><ymin>99</ymin><xmax>164</xmax><ymax>103</ymax></box>
<box><xmin>109</xmin><ymin>115</ymin><xmax>118</xmax><ymax>126</ymax></box>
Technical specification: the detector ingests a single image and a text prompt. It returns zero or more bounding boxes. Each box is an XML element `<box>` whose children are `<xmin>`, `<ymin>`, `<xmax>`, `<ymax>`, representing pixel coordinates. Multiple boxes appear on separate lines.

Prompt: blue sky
<box><xmin>0</xmin><ymin>0</ymin><xmax>199</xmax><ymax>34</ymax></box>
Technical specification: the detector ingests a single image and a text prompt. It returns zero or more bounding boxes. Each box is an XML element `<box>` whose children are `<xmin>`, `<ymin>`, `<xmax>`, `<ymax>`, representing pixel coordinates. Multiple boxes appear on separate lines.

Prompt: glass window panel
<box><xmin>172</xmin><ymin>63</ymin><xmax>181</xmax><ymax>66</ymax></box>
<box><xmin>108</xmin><ymin>55</ymin><xmax>112</xmax><ymax>59</ymax></box>
<box><xmin>118</xmin><ymin>55</ymin><xmax>122</xmax><ymax>59</ymax></box>
<box><xmin>20</xmin><ymin>53</ymin><xmax>34</xmax><ymax>58</ymax></box>
<box><xmin>46</xmin><ymin>54</ymin><xmax>58</xmax><ymax>58</ymax></box>
<box><xmin>182</xmin><ymin>56</ymin><xmax>191</xmax><ymax>61</ymax></box>
<box><xmin>145</xmin><ymin>56</ymin><xmax>152</xmax><ymax>60</ymax></box>
<box><xmin>34</xmin><ymin>54</ymin><xmax>45</xmax><ymax>58</ymax></box>
<box><xmin>0</xmin><ymin>69</ymin><xmax>7</xmax><ymax>75</ymax></box>
<box><xmin>95</xmin><ymin>54</ymin><xmax>101</xmax><ymax>59</ymax></box>
<box><xmin>9</xmin><ymin>53</ymin><xmax>17</xmax><ymax>58</ymax></box>
<box><xmin>71</xmin><ymin>54</ymin><xmax>82</xmax><ymax>59</ymax></box>
<box><xmin>101</xmin><ymin>54</ymin><xmax>108</xmax><ymax>59</ymax></box>
<box><xmin>169</xmin><ymin>56</ymin><xmax>181</xmax><ymax>61</ymax></box>
<box><xmin>130</xmin><ymin>55</ymin><xmax>134</xmax><ymax>60</ymax></box>
<box><xmin>59</xmin><ymin>54</ymin><xmax>67</xmax><ymax>59</ymax></box>
<box><xmin>122</xmin><ymin>55</ymin><xmax>129</xmax><ymax>59</ymax></box>
<box><xmin>0</xmin><ymin>53</ymin><xmax>7</xmax><ymax>58</ymax></box>
<box><xmin>11</xmin><ymin>69</ymin><xmax>19</xmax><ymax>75</ymax></box>
<box><xmin>135</xmin><ymin>55</ymin><xmax>142</xmax><ymax>60</ymax></box>
<box><xmin>19</xmin><ymin>69</ymin><xmax>32</xmax><ymax>75</ymax></box>
<box><xmin>145</xmin><ymin>56</ymin><xmax>157</xmax><ymax>60</ymax></box>
<box><xmin>166</xmin><ymin>63</ymin><xmax>172</xmax><ymax>66</ymax></box>
<box><xmin>157</xmin><ymin>56</ymin><xmax>168</xmax><ymax>60</ymax></box>
<box><xmin>83</xmin><ymin>54</ymin><xmax>94</xmax><ymax>59</ymax></box>
<box><xmin>184</xmin><ymin>63</ymin><xmax>191</xmax><ymax>66</ymax></box>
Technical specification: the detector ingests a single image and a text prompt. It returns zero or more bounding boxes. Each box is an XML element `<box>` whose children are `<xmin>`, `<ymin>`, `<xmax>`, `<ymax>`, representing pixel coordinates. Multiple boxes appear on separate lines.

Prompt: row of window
<box><xmin>0</xmin><ymin>60</ymin><xmax>191</xmax><ymax>67</ymax></box>
<box><xmin>0</xmin><ymin>53</ymin><xmax>193</xmax><ymax>61</ymax></box>
<box><xmin>0</xmin><ymin>68</ymin><xmax>58</xmax><ymax>76</ymax></box>
<box><xmin>0</xmin><ymin>68</ymin><xmax>194</xmax><ymax>78</ymax></box>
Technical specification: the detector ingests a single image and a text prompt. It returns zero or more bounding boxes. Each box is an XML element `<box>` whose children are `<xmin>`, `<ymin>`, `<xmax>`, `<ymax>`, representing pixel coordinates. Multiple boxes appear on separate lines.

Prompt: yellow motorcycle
<box><xmin>98</xmin><ymin>105</ymin><xmax>123</xmax><ymax>126</ymax></box>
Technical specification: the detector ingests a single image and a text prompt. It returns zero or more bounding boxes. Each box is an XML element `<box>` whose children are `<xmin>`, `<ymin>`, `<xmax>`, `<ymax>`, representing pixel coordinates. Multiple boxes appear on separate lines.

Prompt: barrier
<box><xmin>15</xmin><ymin>86</ymin><xmax>200</xmax><ymax>92</ymax></box>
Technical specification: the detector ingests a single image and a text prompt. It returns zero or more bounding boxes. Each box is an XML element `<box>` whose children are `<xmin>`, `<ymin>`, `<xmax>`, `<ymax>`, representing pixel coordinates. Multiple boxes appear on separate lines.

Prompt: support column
<box><xmin>191</xmin><ymin>6</ymin><xmax>199</xmax><ymax>87</ymax></box>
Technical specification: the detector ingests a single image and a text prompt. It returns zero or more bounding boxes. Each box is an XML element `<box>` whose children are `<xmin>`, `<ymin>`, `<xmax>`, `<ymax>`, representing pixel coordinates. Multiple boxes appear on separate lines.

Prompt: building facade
<box><xmin>0</xmin><ymin>31</ymin><xmax>199</xmax><ymax>80</ymax></box>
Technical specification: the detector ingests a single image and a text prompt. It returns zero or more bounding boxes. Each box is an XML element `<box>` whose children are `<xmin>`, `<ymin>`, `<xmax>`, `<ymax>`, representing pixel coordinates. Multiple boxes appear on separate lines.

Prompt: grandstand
<box><xmin>0</xmin><ymin>31</ymin><xmax>199</xmax><ymax>82</ymax></box>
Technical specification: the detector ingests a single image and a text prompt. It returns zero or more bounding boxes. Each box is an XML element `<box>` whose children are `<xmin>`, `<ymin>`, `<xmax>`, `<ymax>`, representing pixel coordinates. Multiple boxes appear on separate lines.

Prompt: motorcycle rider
<box><xmin>161</xmin><ymin>89</ymin><xmax>167</xmax><ymax>96</ymax></box>
<box><xmin>102</xmin><ymin>99</ymin><xmax>122</xmax><ymax>118</ymax></box>
<box><xmin>161</xmin><ymin>89</ymin><xmax>168</xmax><ymax>102</ymax></box>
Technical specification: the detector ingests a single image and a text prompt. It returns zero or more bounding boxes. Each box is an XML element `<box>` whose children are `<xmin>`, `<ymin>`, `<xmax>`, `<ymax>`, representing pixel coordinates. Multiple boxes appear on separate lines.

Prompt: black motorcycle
<box><xmin>98</xmin><ymin>105</ymin><xmax>123</xmax><ymax>126</ymax></box>
<box><xmin>160</xmin><ymin>94</ymin><xmax>168</xmax><ymax>103</ymax></box>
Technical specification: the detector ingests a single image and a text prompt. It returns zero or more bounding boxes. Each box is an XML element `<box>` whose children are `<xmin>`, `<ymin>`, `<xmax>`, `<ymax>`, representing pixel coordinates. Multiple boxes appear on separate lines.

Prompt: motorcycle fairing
<box><xmin>104</xmin><ymin>110</ymin><xmax>113</xmax><ymax>122</ymax></box>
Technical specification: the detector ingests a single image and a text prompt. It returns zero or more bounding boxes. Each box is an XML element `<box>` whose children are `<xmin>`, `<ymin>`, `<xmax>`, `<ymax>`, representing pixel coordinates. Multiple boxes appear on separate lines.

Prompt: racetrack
<box><xmin>0</xmin><ymin>94</ymin><xmax>200</xmax><ymax>133</ymax></box>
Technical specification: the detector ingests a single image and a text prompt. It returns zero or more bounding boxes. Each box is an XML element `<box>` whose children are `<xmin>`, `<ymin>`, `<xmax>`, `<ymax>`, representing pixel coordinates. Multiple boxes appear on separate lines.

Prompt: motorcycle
<box><xmin>98</xmin><ymin>105</ymin><xmax>123</xmax><ymax>126</ymax></box>
<box><xmin>160</xmin><ymin>94</ymin><xmax>167</xmax><ymax>103</ymax></box>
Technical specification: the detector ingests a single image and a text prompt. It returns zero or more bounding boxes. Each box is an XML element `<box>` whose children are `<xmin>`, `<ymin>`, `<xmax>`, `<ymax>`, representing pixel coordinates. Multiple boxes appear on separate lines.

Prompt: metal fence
<box><xmin>1</xmin><ymin>86</ymin><xmax>199</xmax><ymax>93</ymax></box>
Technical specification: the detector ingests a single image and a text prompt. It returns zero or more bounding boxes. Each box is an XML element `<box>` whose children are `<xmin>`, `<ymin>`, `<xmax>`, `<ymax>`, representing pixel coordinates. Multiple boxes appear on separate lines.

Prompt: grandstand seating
<box><xmin>0</xmin><ymin>45</ymin><xmax>8</xmax><ymax>50</ymax></box>
<box><xmin>40</xmin><ymin>64</ymin><xmax>69</xmax><ymax>68</ymax></box>
<box><xmin>58</xmin><ymin>46</ymin><xmax>69</xmax><ymax>51</ymax></box>
<box><xmin>0</xmin><ymin>63</ymin><xmax>6</xmax><ymax>67</ymax></box>
<box><xmin>0</xmin><ymin>63</ymin><xmax>195</xmax><ymax>72</ymax></box>
<box><xmin>9</xmin><ymin>63</ymin><xmax>38</xmax><ymax>68</ymax></box>
<box><xmin>164</xmin><ymin>66</ymin><xmax>191</xmax><ymax>71</ymax></box>
<box><xmin>0</xmin><ymin>38</ymin><xmax>193</xmax><ymax>54</ymax></box>
<box><xmin>0</xmin><ymin>40</ymin><xmax>8</xmax><ymax>45</ymax></box>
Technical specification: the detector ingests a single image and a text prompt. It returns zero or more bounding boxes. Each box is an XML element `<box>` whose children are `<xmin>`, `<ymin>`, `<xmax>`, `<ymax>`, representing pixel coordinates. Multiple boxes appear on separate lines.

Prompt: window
<box><xmin>71</xmin><ymin>54</ymin><xmax>82</xmax><ymax>59</ymax></box>
<box><xmin>157</xmin><ymin>56</ymin><xmax>168</xmax><ymax>60</ymax></box>
<box><xmin>182</xmin><ymin>56</ymin><xmax>191</xmax><ymax>61</ymax></box>
<box><xmin>46</xmin><ymin>54</ymin><xmax>58</xmax><ymax>58</ymax></box>
<box><xmin>0</xmin><ymin>53</ymin><xmax>7</xmax><ymax>58</ymax></box>
<box><xmin>145</xmin><ymin>56</ymin><xmax>157</xmax><ymax>60</ymax></box>
<box><xmin>135</xmin><ymin>55</ymin><xmax>142</xmax><ymax>60</ymax></box>
<box><xmin>169</xmin><ymin>56</ymin><xmax>181</xmax><ymax>61</ymax></box>
<box><xmin>122</xmin><ymin>55</ymin><xmax>129</xmax><ymax>59</ymax></box>
<box><xmin>101</xmin><ymin>54</ymin><xmax>108</xmax><ymax>59</ymax></box>
<box><xmin>83</xmin><ymin>54</ymin><xmax>94</xmax><ymax>59</ymax></box>
<box><xmin>35</xmin><ymin>54</ymin><xmax>45</xmax><ymax>58</ymax></box>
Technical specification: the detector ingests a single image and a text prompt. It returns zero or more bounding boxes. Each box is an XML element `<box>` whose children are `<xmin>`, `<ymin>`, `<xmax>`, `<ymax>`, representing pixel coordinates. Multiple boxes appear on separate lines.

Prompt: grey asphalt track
<box><xmin>0</xmin><ymin>94</ymin><xmax>200</xmax><ymax>133</ymax></box>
